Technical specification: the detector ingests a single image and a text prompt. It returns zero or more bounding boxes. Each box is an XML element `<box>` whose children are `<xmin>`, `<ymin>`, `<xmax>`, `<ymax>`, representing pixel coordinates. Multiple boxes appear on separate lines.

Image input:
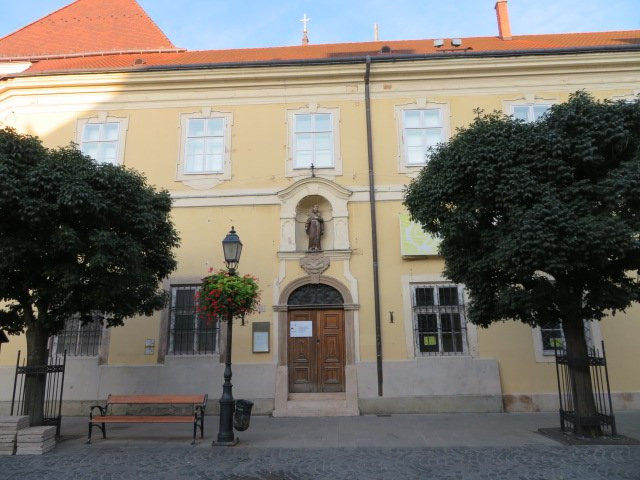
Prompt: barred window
<box><xmin>168</xmin><ymin>285</ymin><xmax>218</xmax><ymax>355</ymax></box>
<box><xmin>540</xmin><ymin>321</ymin><xmax>594</xmax><ymax>356</ymax></box>
<box><xmin>412</xmin><ymin>284</ymin><xmax>467</xmax><ymax>355</ymax></box>
<box><xmin>50</xmin><ymin>314</ymin><xmax>102</xmax><ymax>356</ymax></box>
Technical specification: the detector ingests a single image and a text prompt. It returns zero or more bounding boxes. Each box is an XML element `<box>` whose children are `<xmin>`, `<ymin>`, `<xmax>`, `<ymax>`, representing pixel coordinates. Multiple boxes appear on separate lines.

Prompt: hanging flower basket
<box><xmin>197</xmin><ymin>269</ymin><xmax>260</xmax><ymax>324</ymax></box>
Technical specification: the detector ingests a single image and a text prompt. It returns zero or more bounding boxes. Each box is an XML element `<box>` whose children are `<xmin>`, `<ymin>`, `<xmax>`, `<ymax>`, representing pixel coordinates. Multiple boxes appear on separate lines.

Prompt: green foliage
<box><xmin>198</xmin><ymin>270</ymin><xmax>260</xmax><ymax>323</ymax></box>
<box><xmin>404</xmin><ymin>92</ymin><xmax>640</xmax><ymax>328</ymax></box>
<box><xmin>0</xmin><ymin>127</ymin><xmax>180</xmax><ymax>335</ymax></box>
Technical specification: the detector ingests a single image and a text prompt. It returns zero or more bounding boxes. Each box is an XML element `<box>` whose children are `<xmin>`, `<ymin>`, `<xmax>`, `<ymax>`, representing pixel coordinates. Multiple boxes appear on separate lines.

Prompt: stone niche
<box><xmin>295</xmin><ymin>195</ymin><xmax>333</xmax><ymax>252</ymax></box>
<box><xmin>277</xmin><ymin>177</ymin><xmax>351</xmax><ymax>253</ymax></box>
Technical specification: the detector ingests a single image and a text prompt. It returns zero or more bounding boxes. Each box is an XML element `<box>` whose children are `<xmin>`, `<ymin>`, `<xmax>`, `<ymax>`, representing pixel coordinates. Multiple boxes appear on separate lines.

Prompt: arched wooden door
<box><xmin>287</xmin><ymin>284</ymin><xmax>345</xmax><ymax>393</ymax></box>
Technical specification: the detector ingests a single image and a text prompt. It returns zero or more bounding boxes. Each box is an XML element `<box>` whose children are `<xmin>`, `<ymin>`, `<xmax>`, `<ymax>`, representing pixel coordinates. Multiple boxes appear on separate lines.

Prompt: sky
<box><xmin>0</xmin><ymin>0</ymin><xmax>639</xmax><ymax>51</ymax></box>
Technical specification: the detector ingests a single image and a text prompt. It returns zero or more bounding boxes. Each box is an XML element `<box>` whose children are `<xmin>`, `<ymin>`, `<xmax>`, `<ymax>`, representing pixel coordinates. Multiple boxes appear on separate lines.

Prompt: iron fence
<box><xmin>11</xmin><ymin>350</ymin><xmax>67</xmax><ymax>436</ymax></box>
<box><xmin>554</xmin><ymin>341</ymin><xmax>616</xmax><ymax>436</ymax></box>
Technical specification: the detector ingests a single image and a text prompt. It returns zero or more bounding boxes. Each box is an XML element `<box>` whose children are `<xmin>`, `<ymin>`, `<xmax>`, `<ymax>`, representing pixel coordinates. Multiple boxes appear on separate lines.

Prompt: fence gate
<box><xmin>11</xmin><ymin>350</ymin><xmax>67</xmax><ymax>436</ymax></box>
<box><xmin>554</xmin><ymin>341</ymin><xmax>616</xmax><ymax>436</ymax></box>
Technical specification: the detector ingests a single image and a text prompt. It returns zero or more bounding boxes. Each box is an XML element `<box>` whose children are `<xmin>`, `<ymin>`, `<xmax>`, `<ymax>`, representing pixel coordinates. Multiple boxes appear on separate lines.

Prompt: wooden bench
<box><xmin>88</xmin><ymin>394</ymin><xmax>207</xmax><ymax>445</ymax></box>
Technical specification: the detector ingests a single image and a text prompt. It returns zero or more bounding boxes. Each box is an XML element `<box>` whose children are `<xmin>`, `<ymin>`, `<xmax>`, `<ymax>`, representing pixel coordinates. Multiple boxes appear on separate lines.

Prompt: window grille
<box><xmin>540</xmin><ymin>320</ymin><xmax>594</xmax><ymax>356</ymax></box>
<box><xmin>50</xmin><ymin>314</ymin><xmax>102</xmax><ymax>356</ymax></box>
<box><xmin>168</xmin><ymin>285</ymin><xmax>218</xmax><ymax>355</ymax></box>
<box><xmin>412</xmin><ymin>284</ymin><xmax>468</xmax><ymax>356</ymax></box>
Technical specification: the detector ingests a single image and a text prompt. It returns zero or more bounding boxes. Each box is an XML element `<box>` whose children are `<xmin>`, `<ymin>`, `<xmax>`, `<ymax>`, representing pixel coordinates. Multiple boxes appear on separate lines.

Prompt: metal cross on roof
<box><xmin>300</xmin><ymin>14</ymin><xmax>310</xmax><ymax>33</ymax></box>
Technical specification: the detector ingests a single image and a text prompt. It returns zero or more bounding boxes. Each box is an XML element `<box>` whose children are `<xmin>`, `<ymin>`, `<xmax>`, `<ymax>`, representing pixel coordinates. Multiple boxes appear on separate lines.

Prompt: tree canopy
<box><xmin>404</xmin><ymin>92</ymin><xmax>640</xmax><ymax>329</ymax></box>
<box><xmin>0</xmin><ymin>127</ymin><xmax>180</xmax><ymax>337</ymax></box>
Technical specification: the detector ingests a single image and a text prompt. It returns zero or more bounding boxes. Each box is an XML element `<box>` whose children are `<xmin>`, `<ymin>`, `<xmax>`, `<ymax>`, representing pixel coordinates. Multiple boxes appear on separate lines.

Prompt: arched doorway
<box><xmin>287</xmin><ymin>284</ymin><xmax>345</xmax><ymax>393</ymax></box>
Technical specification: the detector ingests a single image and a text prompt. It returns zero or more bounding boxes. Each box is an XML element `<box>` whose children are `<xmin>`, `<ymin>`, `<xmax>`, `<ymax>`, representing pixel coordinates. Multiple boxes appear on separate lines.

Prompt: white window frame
<box><xmin>286</xmin><ymin>105</ymin><xmax>342</xmax><ymax>178</ymax></box>
<box><xmin>504</xmin><ymin>94</ymin><xmax>555</xmax><ymax>124</ymax></box>
<box><xmin>167</xmin><ymin>284</ymin><xmax>219</xmax><ymax>355</ymax></box>
<box><xmin>176</xmin><ymin>108</ymin><xmax>233</xmax><ymax>189</ymax></box>
<box><xmin>76</xmin><ymin>115</ymin><xmax>128</xmax><ymax>166</ymax></box>
<box><xmin>395</xmin><ymin>100</ymin><xmax>450</xmax><ymax>175</ymax></box>
<box><xmin>532</xmin><ymin>321</ymin><xmax>602</xmax><ymax>363</ymax></box>
<box><xmin>411</xmin><ymin>283</ymin><xmax>469</xmax><ymax>356</ymax></box>
<box><xmin>510</xmin><ymin>103</ymin><xmax>551</xmax><ymax>123</ymax></box>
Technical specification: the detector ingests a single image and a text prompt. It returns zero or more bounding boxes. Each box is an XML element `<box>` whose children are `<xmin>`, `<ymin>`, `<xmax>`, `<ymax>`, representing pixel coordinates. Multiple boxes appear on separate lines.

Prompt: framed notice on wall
<box><xmin>399</xmin><ymin>212</ymin><xmax>440</xmax><ymax>257</ymax></box>
<box><xmin>252</xmin><ymin>322</ymin><xmax>270</xmax><ymax>353</ymax></box>
<box><xmin>289</xmin><ymin>320</ymin><xmax>313</xmax><ymax>338</ymax></box>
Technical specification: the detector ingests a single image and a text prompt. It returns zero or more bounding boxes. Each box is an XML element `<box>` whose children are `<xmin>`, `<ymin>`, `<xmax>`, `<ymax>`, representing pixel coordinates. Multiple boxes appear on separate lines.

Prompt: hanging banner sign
<box><xmin>289</xmin><ymin>321</ymin><xmax>313</xmax><ymax>338</ymax></box>
<box><xmin>399</xmin><ymin>212</ymin><xmax>440</xmax><ymax>257</ymax></box>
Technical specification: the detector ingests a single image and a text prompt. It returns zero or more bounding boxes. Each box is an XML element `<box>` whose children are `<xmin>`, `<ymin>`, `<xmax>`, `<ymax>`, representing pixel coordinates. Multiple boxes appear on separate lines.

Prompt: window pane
<box><xmin>423</xmin><ymin>109</ymin><xmax>441</xmax><ymax>128</ymax></box>
<box><xmin>186</xmin><ymin>155</ymin><xmax>203</xmax><ymax>172</ymax></box>
<box><xmin>205</xmin><ymin>137</ymin><xmax>224</xmax><ymax>155</ymax></box>
<box><xmin>512</xmin><ymin>106</ymin><xmax>530</xmax><ymax>122</ymax></box>
<box><xmin>418</xmin><ymin>314</ymin><xmax>438</xmax><ymax>353</ymax></box>
<box><xmin>406</xmin><ymin>147</ymin><xmax>425</xmax><ymax>165</ymax></box>
<box><xmin>82</xmin><ymin>142</ymin><xmax>99</xmax><ymax>160</ymax></box>
<box><xmin>314</xmin><ymin>149</ymin><xmax>333</xmax><ymax>167</ymax></box>
<box><xmin>404</xmin><ymin>110</ymin><xmax>421</xmax><ymax>128</ymax></box>
<box><xmin>206</xmin><ymin>118</ymin><xmax>224</xmax><ymax>136</ymax></box>
<box><xmin>103</xmin><ymin>123</ymin><xmax>119</xmax><ymax>141</ymax></box>
<box><xmin>415</xmin><ymin>287</ymin><xmax>434</xmax><ymax>306</ymax></box>
<box><xmin>83</xmin><ymin>124</ymin><xmax>100</xmax><ymax>142</ymax></box>
<box><xmin>173</xmin><ymin>314</ymin><xmax>195</xmax><ymax>353</ymax></box>
<box><xmin>438</xmin><ymin>287</ymin><xmax>459</xmax><ymax>306</ymax></box>
<box><xmin>197</xmin><ymin>314</ymin><xmax>216</xmax><ymax>354</ymax></box>
<box><xmin>188</xmin><ymin>119</ymin><xmax>205</xmax><ymax>137</ymax></box>
<box><xmin>533</xmin><ymin>105</ymin><xmax>550</xmax><ymax>120</ymax></box>
<box><xmin>187</xmin><ymin>138</ymin><xmax>205</xmax><ymax>156</ymax></box>
<box><xmin>541</xmin><ymin>325</ymin><xmax>565</xmax><ymax>352</ymax></box>
<box><xmin>295</xmin><ymin>150</ymin><xmax>313</xmax><ymax>168</ymax></box>
<box><xmin>315</xmin><ymin>132</ymin><xmax>332</xmax><ymax>151</ymax></box>
<box><xmin>314</xmin><ymin>114</ymin><xmax>331</xmax><ymax>131</ymax></box>
<box><xmin>424</xmin><ymin>129</ymin><xmax>442</xmax><ymax>148</ymax></box>
<box><xmin>100</xmin><ymin>143</ymin><xmax>117</xmax><ymax>164</ymax></box>
<box><xmin>204</xmin><ymin>154</ymin><xmax>223</xmax><ymax>172</ymax></box>
<box><xmin>405</xmin><ymin>129</ymin><xmax>424</xmax><ymax>147</ymax></box>
<box><xmin>295</xmin><ymin>114</ymin><xmax>312</xmax><ymax>132</ymax></box>
<box><xmin>295</xmin><ymin>133</ymin><xmax>313</xmax><ymax>151</ymax></box>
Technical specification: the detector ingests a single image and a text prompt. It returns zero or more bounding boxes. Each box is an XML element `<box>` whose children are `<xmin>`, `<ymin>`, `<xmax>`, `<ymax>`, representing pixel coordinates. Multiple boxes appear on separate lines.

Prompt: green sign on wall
<box><xmin>399</xmin><ymin>213</ymin><xmax>440</xmax><ymax>257</ymax></box>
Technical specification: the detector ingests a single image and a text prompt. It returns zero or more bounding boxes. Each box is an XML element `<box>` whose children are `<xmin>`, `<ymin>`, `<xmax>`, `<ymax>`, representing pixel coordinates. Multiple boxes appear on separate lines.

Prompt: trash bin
<box><xmin>233</xmin><ymin>399</ymin><xmax>254</xmax><ymax>431</ymax></box>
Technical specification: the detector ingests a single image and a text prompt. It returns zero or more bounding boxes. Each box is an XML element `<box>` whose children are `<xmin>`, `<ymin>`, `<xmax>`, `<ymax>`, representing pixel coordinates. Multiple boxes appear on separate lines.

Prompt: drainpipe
<box><xmin>364</xmin><ymin>56</ymin><xmax>383</xmax><ymax>397</ymax></box>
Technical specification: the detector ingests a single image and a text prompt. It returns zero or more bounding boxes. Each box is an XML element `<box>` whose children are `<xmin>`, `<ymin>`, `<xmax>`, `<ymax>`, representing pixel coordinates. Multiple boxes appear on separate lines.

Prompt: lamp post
<box><xmin>214</xmin><ymin>226</ymin><xmax>242</xmax><ymax>446</ymax></box>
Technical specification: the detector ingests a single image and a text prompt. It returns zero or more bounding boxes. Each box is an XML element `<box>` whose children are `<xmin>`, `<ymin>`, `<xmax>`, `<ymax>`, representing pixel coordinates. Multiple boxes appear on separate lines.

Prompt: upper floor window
<box><xmin>76</xmin><ymin>116</ymin><xmax>128</xmax><ymax>166</ymax></box>
<box><xmin>412</xmin><ymin>284</ymin><xmax>467</xmax><ymax>356</ymax></box>
<box><xmin>50</xmin><ymin>315</ymin><xmax>102</xmax><ymax>357</ymax></box>
<box><xmin>168</xmin><ymin>285</ymin><xmax>218</xmax><ymax>355</ymax></box>
<box><xmin>81</xmin><ymin>122</ymin><xmax>120</xmax><ymax>165</ymax></box>
<box><xmin>511</xmin><ymin>104</ymin><xmax>550</xmax><ymax>123</ymax></box>
<box><xmin>184</xmin><ymin>118</ymin><xmax>225</xmax><ymax>173</ymax></box>
<box><xmin>402</xmin><ymin>108</ymin><xmax>444</xmax><ymax>165</ymax></box>
<box><xmin>293</xmin><ymin>113</ymin><xmax>333</xmax><ymax>169</ymax></box>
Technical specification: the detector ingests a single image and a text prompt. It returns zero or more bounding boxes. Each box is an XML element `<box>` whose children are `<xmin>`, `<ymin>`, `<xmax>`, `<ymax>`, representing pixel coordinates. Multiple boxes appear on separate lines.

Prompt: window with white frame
<box><xmin>412</xmin><ymin>284</ymin><xmax>467</xmax><ymax>355</ymax></box>
<box><xmin>50</xmin><ymin>314</ymin><xmax>102</xmax><ymax>357</ymax></box>
<box><xmin>184</xmin><ymin>117</ymin><xmax>225</xmax><ymax>173</ymax></box>
<box><xmin>402</xmin><ymin>108</ymin><xmax>444</xmax><ymax>165</ymax></box>
<box><xmin>168</xmin><ymin>285</ymin><xmax>218</xmax><ymax>355</ymax></box>
<box><xmin>511</xmin><ymin>104</ymin><xmax>550</xmax><ymax>123</ymax></box>
<box><xmin>80</xmin><ymin>122</ymin><xmax>120</xmax><ymax>164</ymax></box>
<box><xmin>539</xmin><ymin>321</ymin><xmax>594</xmax><ymax>356</ymax></box>
<box><xmin>293</xmin><ymin>113</ymin><xmax>333</xmax><ymax>169</ymax></box>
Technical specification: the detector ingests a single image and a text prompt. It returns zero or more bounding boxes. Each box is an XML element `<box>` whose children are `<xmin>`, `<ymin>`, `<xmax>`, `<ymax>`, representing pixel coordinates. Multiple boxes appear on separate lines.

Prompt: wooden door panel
<box><xmin>288</xmin><ymin>311</ymin><xmax>315</xmax><ymax>393</ymax></box>
<box><xmin>317</xmin><ymin>310</ymin><xmax>345</xmax><ymax>393</ymax></box>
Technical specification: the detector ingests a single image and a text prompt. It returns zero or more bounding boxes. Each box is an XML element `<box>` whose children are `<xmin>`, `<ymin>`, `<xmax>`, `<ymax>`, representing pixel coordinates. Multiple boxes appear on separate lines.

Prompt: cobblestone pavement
<box><xmin>2</xmin><ymin>444</ymin><xmax>639</xmax><ymax>480</ymax></box>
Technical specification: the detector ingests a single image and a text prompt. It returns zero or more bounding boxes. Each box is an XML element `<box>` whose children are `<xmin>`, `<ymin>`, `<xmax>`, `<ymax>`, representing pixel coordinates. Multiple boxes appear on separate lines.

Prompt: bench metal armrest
<box><xmin>89</xmin><ymin>405</ymin><xmax>107</xmax><ymax>419</ymax></box>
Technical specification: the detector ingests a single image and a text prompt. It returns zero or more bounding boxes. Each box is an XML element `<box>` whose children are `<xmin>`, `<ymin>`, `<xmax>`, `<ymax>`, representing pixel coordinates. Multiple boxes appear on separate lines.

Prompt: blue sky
<box><xmin>1</xmin><ymin>0</ymin><xmax>639</xmax><ymax>50</ymax></box>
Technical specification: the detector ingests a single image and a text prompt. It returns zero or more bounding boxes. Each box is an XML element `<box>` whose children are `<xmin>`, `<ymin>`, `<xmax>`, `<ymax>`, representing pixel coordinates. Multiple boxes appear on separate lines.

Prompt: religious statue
<box><xmin>305</xmin><ymin>204</ymin><xmax>324</xmax><ymax>251</ymax></box>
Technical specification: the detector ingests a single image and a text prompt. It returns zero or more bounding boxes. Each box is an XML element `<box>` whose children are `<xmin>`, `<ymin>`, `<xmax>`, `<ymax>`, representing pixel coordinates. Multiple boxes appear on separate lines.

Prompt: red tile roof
<box><xmin>0</xmin><ymin>0</ymin><xmax>177</xmax><ymax>59</ymax></box>
<box><xmin>17</xmin><ymin>30</ymin><xmax>640</xmax><ymax>75</ymax></box>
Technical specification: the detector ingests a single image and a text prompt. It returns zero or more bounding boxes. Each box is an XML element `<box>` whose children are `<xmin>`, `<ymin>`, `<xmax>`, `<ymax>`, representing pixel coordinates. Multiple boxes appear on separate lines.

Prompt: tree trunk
<box><xmin>23</xmin><ymin>322</ymin><xmax>50</xmax><ymax>426</ymax></box>
<box><xmin>562</xmin><ymin>318</ymin><xmax>601</xmax><ymax>437</ymax></box>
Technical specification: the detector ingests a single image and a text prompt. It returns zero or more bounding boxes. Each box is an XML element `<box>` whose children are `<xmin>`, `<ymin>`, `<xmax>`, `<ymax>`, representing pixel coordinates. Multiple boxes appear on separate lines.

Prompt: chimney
<box><xmin>495</xmin><ymin>0</ymin><xmax>512</xmax><ymax>40</ymax></box>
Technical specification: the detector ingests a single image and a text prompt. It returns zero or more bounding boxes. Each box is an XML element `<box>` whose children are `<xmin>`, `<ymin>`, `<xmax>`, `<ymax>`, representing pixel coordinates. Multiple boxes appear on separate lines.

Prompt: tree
<box><xmin>0</xmin><ymin>128</ymin><xmax>180</xmax><ymax>425</ymax></box>
<box><xmin>404</xmin><ymin>92</ymin><xmax>640</xmax><ymax>437</ymax></box>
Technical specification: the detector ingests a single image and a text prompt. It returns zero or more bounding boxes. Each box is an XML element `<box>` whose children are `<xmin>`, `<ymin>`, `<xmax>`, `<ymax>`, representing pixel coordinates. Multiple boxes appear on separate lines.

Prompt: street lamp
<box><xmin>214</xmin><ymin>226</ymin><xmax>242</xmax><ymax>446</ymax></box>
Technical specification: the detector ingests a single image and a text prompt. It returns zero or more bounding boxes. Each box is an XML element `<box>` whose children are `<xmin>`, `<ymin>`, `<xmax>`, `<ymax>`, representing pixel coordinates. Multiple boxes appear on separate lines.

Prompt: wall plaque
<box><xmin>289</xmin><ymin>320</ymin><xmax>313</xmax><ymax>338</ymax></box>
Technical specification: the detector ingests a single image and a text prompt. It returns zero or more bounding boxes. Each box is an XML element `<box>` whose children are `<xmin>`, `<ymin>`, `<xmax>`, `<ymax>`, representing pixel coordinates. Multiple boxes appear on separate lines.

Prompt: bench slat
<box><xmin>106</xmin><ymin>395</ymin><xmax>205</xmax><ymax>405</ymax></box>
<box><xmin>92</xmin><ymin>416</ymin><xmax>195</xmax><ymax>423</ymax></box>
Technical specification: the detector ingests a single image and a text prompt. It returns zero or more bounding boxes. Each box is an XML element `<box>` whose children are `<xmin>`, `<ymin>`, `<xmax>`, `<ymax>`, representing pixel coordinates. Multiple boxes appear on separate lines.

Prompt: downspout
<box><xmin>364</xmin><ymin>56</ymin><xmax>383</xmax><ymax>397</ymax></box>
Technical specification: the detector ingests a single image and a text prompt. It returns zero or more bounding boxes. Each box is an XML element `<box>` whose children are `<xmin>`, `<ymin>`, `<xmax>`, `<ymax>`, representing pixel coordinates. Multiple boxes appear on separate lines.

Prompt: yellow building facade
<box><xmin>0</xmin><ymin>0</ymin><xmax>639</xmax><ymax>416</ymax></box>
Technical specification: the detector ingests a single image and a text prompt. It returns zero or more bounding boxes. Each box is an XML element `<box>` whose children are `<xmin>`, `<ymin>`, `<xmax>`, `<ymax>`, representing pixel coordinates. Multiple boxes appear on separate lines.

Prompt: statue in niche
<box><xmin>305</xmin><ymin>204</ymin><xmax>324</xmax><ymax>251</ymax></box>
